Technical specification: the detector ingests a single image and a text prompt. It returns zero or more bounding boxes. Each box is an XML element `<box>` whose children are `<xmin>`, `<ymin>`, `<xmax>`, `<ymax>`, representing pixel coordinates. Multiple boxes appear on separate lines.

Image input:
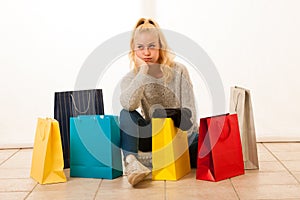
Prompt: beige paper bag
<box><xmin>230</xmin><ymin>86</ymin><xmax>259</xmax><ymax>169</ymax></box>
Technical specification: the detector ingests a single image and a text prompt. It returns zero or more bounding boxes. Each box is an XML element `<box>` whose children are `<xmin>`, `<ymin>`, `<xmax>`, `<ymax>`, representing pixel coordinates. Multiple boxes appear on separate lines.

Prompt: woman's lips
<box><xmin>143</xmin><ymin>58</ymin><xmax>152</xmax><ymax>62</ymax></box>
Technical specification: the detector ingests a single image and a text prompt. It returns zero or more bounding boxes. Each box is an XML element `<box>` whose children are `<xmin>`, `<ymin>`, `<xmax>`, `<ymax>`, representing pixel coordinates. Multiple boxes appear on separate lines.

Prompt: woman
<box><xmin>120</xmin><ymin>18</ymin><xmax>198</xmax><ymax>186</ymax></box>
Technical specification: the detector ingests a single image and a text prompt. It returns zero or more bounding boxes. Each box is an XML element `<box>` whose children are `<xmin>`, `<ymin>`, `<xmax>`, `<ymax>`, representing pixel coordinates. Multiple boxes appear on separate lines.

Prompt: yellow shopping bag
<box><xmin>30</xmin><ymin>118</ymin><xmax>67</xmax><ymax>184</ymax></box>
<box><xmin>152</xmin><ymin>118</ymin><xmax>191</xmax><ymax>181</ymax></box>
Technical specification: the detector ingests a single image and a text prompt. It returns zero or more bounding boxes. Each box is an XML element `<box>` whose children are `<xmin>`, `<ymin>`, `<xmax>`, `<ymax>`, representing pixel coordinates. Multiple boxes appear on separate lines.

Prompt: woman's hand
<box><xmin>134</xmin><ymin>55</ymin><xmax>149</xmax><ymax>74</ymax></box>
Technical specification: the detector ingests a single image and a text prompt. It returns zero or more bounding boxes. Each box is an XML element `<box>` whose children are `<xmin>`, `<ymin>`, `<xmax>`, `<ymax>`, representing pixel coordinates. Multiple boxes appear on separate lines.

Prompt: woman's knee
<box><xmin>120</xmin><ymin>109</ymin><xmax>132</xmax><ymax>122</ymax></box>
<box><xmin>120</xmin><ymin>109</ymin><xmax>143</xmax><ymax>123</ymax></box>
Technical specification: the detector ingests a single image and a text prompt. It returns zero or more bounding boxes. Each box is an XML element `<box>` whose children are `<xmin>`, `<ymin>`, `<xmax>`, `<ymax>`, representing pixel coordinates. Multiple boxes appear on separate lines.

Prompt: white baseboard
<box><xmin>257</xmin><ymin>136</ymin><xmax>300</xmax><ymax>142</ymax></box>
<box><xmin>0</xmin><ymin>143</ymin><xmax>33</xmax><ymax>149</ymax></box>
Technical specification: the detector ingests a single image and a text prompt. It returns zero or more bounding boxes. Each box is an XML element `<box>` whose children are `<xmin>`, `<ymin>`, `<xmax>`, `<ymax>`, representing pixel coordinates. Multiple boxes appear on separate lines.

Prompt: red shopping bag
<box><xmin>196</xmin><ymin>114</ymin><xmax>244</xmax><ymax>181</ymax></box>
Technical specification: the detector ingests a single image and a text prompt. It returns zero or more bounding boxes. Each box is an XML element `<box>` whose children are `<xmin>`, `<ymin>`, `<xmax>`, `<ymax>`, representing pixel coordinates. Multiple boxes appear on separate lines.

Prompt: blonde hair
<box><xmin>129</xmin><ymin>18</ymin><xmax>175</xmax><ymax>82</ymax></box>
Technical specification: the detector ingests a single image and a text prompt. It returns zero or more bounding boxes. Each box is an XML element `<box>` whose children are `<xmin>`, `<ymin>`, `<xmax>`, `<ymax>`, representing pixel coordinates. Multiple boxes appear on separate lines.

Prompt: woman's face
<box><xmin>134</xmin><ymin>31</ymin><xmax>160</xmax><ymax>64</ymax></box>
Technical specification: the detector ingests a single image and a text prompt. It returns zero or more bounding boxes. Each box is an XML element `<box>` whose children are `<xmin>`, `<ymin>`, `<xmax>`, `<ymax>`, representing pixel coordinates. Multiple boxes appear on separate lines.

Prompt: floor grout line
<box><xmin>164</xmin><ymin>180</ymin><xmax>167</xmax><ymax>200</ymax></box>
<box><xmin>262</xmin><ymin>143</ymin><xmax>300</xmax><ymax>184</ymax></box>
<box><xmin>1</xmin><ymin>148</ymin><xmax>36</xmax><ymax>200</ymax></box>
<box><xmin>23</xmin><ymin>182</ymin><xmax>38</xmax><ymax>200</ymax></box>
<box><xmin>229</xmin><ymin>178</ymin><xmax>240</xmax><ymax>200</ymax></box>
<box><xmin>93</xmin><ymin>179</ymin><xmax>103</xmax><ymax>200</ymax></box>
<box><xmin>0</xmin><ymin>148</ymin><xmax>21</xmax><ymax>166</ymax></box>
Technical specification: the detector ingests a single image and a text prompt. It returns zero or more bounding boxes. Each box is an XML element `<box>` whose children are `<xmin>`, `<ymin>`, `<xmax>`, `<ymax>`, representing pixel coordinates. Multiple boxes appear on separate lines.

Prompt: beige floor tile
<box><xmin>256</xmin><ymin>161</ymin><xmax>287</xmax><ymax>172</ymax></box>
<box><xmin>96</xmin><ymin>176</ymin><xmax>165</xmax><ymax>200</ymax></box>
<box><xmin>0</xmin><ymin>178</ymin><xmax>37</xmax><ymax>192</ymax></box>
<box><xmin>258</xmin><ymin>151</ymin><xmax>278</xmax><ymax>161</ymax></box>
<box><xmin>231</xmin><ymin>171</ymin><xmax>298</xmax><ymax>186</ymax></box>
<box><xmin>102</xmin><ymin>175</ymin><xmax>164</xmax><ymax>188</ymax></box>
<box><xmin>164</xmin><ymin>169</ymin><xmax>235</xmax><ymax>188</ymax></box>
<box><xmin>28</xmin><ymin>177</ymin><xmax>101</xmax><ymax>200</ymax></box>
<box><xmin>162</xmin><ymin>169</ymin><xmax>197</xmax><ymax>187</ymax></box>
<box><xmin>0</xmin><ymin>149</ymin><xmax>19</xmax><ymax>165</ymax></box>
<box><xmin>282</xmin><ymin>161</ymin><xmax>300</xmax><ymax>172</ymax></box>
<box><xmin>0</xmin><ymin>149</ymin><xmax>19</xmax><ymax>153</ymax></box>
<box><xmin>0</xmin><ymin>149</ymin><xmax>32</xmax><ymax>169</ymax></box>
<box><xmin>33</xmin><ymin>177</ymin><xmax>101</xmax><ymax>192</ymax></box>
<box><xmin>27</xmin><ymin>190</ymin><xmax>96</xmax><ymax>200</ymax></box>
<box><xmin>235</xmin><ymin>184</ymin><xmax>300</xmax><ymax>200</ymax></box>
<box><xmin>166</xmin><ymin>187</ymin><xmax>238</xmax><ymax>200</ymax></box>
<box><xmin>98</xmin><ymin>175</ymin><xmax>132</xmax><ymax>189</ymax></box>
<box><xmin>165</xmin><ymin>170</ymin><xmax>238</xmax><ymax>200</ymax></box>
<box><xmin>257</xmin><ymin>143</ymin><xmax>269</xmax><ymax>153</ymax></box>
<box><xmin>0</xmin><ymin>168</ymin><xmax>31</xmax><ymax>179</ymax></box>
<box><xmin>0</xmin><ymin>192</ymin><xmax>29</xmax><ymax>200</ymax></box>
<box><xmin>168</xmin><ymin>179</ymin><xmax>238</xmax><ymax>199</ymax></box>
<box><xmin>264</xmin><ymin>143</ymin><xmax>300</xmax><ymax>152</ymax></box>
<box><xmin>95</xmin><ymin>188</ymin><xmax>164</xmax><ymax>200</ymax></box>
<box><xmin>272</xmin><ymin>151</ymin><xmax>300</xmax><ymax>161</ymax></box>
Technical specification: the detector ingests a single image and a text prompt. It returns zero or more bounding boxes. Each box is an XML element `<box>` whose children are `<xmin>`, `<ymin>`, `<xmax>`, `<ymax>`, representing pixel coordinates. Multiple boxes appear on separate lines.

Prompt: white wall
<box><xmin>155</xmin><ymin>0</ymin><xmax>300</xmax><ymax>141</ymax></box>
<box><xmin>0</xmin><ymin>0</ymin><xmax>300</xmax><ymax>148</ymax></box>
<box><xmin>0</xmin><ymin>0</ymin><xmax>142</xmax><ymax>148</ymax></box>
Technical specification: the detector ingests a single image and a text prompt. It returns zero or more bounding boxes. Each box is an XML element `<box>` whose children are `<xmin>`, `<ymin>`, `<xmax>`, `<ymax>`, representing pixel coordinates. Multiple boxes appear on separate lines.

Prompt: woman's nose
<box><xmin>143</xmin><ymin>48</ymin><xmax>150</xmax><ymax>55</ymax></box>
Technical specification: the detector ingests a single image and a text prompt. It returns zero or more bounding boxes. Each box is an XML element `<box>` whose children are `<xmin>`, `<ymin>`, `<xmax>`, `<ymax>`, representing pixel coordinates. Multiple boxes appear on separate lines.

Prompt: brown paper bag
<box><xmin>230</xmin><ymin>86</ymin><xmax>259</xmax><ymax>169</ymax></box>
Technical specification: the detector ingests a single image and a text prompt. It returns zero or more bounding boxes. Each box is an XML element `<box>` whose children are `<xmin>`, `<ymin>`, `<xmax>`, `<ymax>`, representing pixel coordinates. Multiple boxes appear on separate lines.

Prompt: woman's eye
<box><xmin>137</xmin><ymin>45</ymin><xmax>144</xmax><ymax>50</ymax></box>
<box><xmin>149</xmin><ymin>44</ymin><xmax>155</xmax><ymax>49</ymax></box>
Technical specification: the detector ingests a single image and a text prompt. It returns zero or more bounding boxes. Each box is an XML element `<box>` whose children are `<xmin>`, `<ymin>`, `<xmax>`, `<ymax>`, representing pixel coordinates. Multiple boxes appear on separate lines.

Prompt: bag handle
<box><xmin>233</xmin><ymin>93</ymin><xmax>241</xmax><ymax>112</ymax></box>
<box><xmin>39</xmin><ymin>122</ymin><xmax>45</xmax><ymax>141</ymax></box>
<box><xmin>209</xmin><ymin>115</ymin><xmax>231</xmax><ymax>141</ymax></box>
<box><xmin>70</xmin><ymin>93</ymin><xmax>91</xmax><ymax>114</ymax></box>
<box><xmin>217</xmin><ymin>117</ymin><xmax>231</xmax><ymax>141</ymax></box>
<box><xmin>39</xmin><ymin>119</ymin><xmax>50</xmax><ymax>141</ymax></box>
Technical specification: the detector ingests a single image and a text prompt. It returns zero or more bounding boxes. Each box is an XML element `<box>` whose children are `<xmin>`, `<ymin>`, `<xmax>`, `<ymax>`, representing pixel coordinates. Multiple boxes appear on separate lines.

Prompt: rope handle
<box><xmin>70</xmin><ymin>93</ymin><xmax>91</xmax><ymax>114</ymax></box>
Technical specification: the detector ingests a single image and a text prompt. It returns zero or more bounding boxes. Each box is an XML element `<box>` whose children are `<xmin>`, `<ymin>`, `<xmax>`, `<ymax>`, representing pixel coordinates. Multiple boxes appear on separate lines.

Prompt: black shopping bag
<box><xmin>54</xmin><ymin>89</ymin><xmax>104</xmax><ymax>168</ymax></box>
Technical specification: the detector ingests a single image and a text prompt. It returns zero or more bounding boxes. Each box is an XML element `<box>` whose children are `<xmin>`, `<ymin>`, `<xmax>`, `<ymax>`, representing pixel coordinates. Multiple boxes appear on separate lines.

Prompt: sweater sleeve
<box><xmin>120</xmin><ymin>69</ymin><xmax>148</xmax><ymax>111</ymax></box>
<box><xmin>179</xmin><ymin>64</ymin><xmax>199</xmax><ymax>134</ymax></box>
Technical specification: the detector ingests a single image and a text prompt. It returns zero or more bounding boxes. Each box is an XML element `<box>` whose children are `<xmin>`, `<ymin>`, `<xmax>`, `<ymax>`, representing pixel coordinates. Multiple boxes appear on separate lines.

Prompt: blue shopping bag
<box><xmin>70</xmin><ymin>115</ymin><xmax>123</xmax><ymax>179</ymax></box>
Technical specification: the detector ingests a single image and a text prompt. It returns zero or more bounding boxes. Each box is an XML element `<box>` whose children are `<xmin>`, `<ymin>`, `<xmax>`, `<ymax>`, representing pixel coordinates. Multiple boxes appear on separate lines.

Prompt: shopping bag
<box><xmin>70</xmin><ymin>115</ymin><xmax>123</xmax><ymax>179</ymax></box>
<box><xmin>54</xmin><ymin>89</ymin><xmax>104</xmax><ymax>168</ymax></box>
<box><xmin>152</xmin><ymin>108</ymin><xmax>193</xmax><ymax>131</ymax></box>
<box><xmin>196</xmin><ymin>114</ymin><xmax>244</xmax><ymax>182</ymax></box>
<box><xmin>30</xmin><ymin>118</ymin><xmax>67</xmax><ymax>184</ymax></box>
<box><xmin>230</xmin><ymin>86</ymin><xmax>259</xmax><ymax>169</ymax></box>
<box><xmin>152</xmin><ymin>118</ymin><xmax>191</xmax><ymax>181</ymax></box>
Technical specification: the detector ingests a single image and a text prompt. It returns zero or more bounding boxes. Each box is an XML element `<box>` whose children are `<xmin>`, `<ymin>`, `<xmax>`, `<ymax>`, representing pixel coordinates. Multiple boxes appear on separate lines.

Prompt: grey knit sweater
<box><xmin>120</xmin><ymin>62</ymin><xmax>198</xmax><ymax>136</ymax></box>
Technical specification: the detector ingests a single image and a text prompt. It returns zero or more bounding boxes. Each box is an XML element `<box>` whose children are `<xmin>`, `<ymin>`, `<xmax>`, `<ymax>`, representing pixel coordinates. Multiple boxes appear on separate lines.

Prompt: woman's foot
<box><xmin>137</xmin><ymin>151</ymin><xmax>152</xmax><ymax>169</ymax></box>
<box><xmin>125</xmin><ymin>154</ymin><xmax>151</xmax><ymax>186</ymax></box>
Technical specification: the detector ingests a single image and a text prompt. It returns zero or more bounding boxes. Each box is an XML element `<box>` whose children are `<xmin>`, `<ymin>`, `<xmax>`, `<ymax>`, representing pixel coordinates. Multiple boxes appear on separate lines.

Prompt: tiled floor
<box><xmin>0</xmin><ymin>143</ymin><xmax>300</xmax><ymax>200</ymax></box>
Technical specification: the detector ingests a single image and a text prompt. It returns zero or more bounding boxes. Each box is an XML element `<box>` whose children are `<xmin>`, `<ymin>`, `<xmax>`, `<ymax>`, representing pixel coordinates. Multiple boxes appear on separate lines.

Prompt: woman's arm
<box><xmin>179</xmin><ymin>64</ymin><xmax>199</xmax><ymax>134</ymax></box>
<box><xmin>120</xmin><ymin>65</ymin><xmax>148</xmax><ymax>111</ymax></box>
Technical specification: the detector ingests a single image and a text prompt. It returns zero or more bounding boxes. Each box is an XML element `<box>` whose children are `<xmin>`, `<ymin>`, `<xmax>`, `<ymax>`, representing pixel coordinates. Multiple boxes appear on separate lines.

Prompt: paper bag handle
<box><xmin>70</xmin><ymin>93</ymin><xmax>90</xmax><ymax>114</ymax></box>
<box><xmin>233</xmin><ymin>93</ymin><xmax>241</xmax><ymax>112</ymax></box>
<box><xmin>211</xmin><ymin>116</ymin><xmax>231</xmax><ymax>141</ymax></box>
<box><xmin>39</xmin><ymin>119</ymin><xmax>50</xmax><ymax>141</ymax></box>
